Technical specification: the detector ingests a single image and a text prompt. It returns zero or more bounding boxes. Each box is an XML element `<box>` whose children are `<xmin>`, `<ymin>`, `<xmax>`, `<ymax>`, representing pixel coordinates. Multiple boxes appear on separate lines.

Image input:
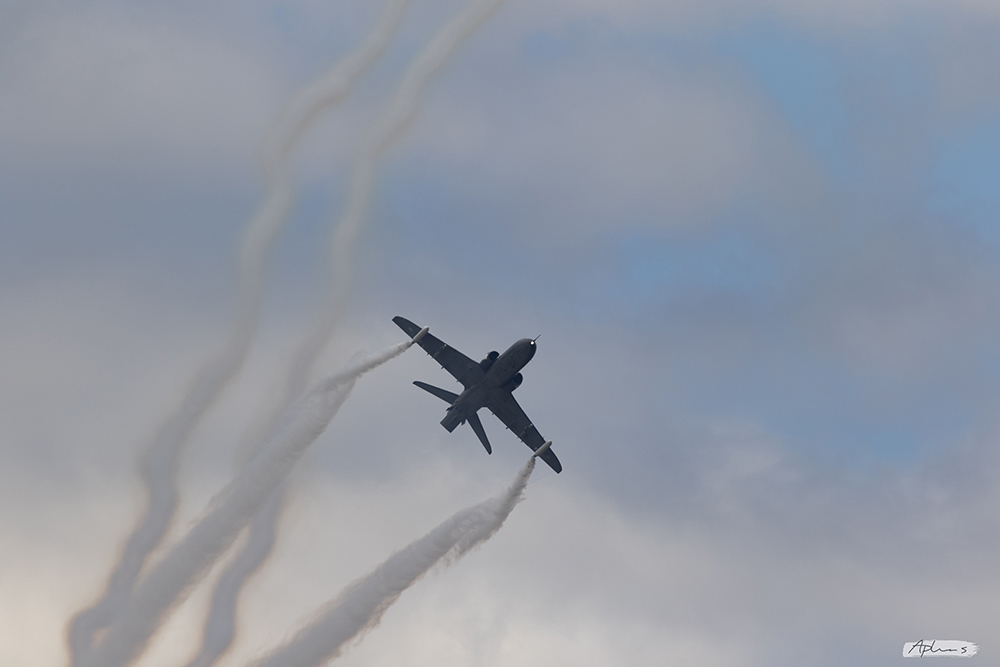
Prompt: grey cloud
<box><xmin>4</xmin><ymin>1</ymin><xmax>1000</xmax><ymax>666</ymax></box>
<box><xmin>403</xmin><ymin>50</ymin><xmax>823</xmax><ymax>250</ymax></box>
<box><xmin>801</xmin><ymin>224</ymin><xmax>1000</xmax><ymax>376</ymax></box>
<box><xmin>930</xmin><ymin>15</ymin><xmax>1000</xmax><ymax>120</ymax></box>
<box><xmin>524</xmin><ymin>0</ymin><xmax>1000</xmax><ymax>30</ymax></box>
<box><xmin>3</xmin><ymin>270</ymin><xmax>999</xmax><ymax>666</ymax></box>
<box><xmin>0</xmin><ymin>7</ymin><xmax>282</xmax><ymax>171</ymax></box>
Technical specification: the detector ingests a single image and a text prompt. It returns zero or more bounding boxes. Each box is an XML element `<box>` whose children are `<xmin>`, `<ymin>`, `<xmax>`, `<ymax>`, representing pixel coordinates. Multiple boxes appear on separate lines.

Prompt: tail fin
<box><xmin>413</xmin><ymin>381</ymin><xmax>459</xmax><ymax>405</ymax></box>
<box><xmin>467</xmin><ymin>411</ymin><xmax>492</xmax><ymax>454</ymax></box>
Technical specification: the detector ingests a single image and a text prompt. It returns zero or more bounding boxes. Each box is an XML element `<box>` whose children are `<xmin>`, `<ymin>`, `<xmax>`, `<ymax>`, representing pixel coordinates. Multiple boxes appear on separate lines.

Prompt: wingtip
<box><xmin>533</xmin><ymin>440</ymin><xmax>553</xmax><ymax>458</ymax></box>
<box><xmin>534</xmin><ymin>441</ymin><xmax>562</xmax><ymax>473</ymax></box>
<box><xmin>392</xmin><ymin>316</ymin><xmax>422</xmax><ymax>340</ymax></box>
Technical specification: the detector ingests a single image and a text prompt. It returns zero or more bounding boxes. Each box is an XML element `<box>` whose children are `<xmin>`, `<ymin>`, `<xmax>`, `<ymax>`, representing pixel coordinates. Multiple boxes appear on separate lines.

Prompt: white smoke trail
<box><xmin>184</xmin><ymin>2</ymin><xmax>416</xmax><ymax>660</ymax></box>
<box><xmin>77</xmin><ymin>341</ymin><xmax>414</xmax><ymax>667</ymax></box>
<box><xmin>290</xmin><ymin>0</ymin><xmax>510</xmax><ymax>383</ymax></box>
<box><xmin>68</xmin><ymin>3</ymin><xmax>412</xmax><ymax>660</ymax></box>
<box><xmin>259</xmin><ymin>0</ymin><xmax>412</xmax><ymax>180</ymax></box>
<box><xmin>183</xmin><ymin>493</ymin><xmax>283</xmax><ymax>667</ymax></box>
<box><xmin>250</xmin><ymin>457</ymin><xmax>536</xmax><ymax>667</ymax></box>
<box><xmin>67</xmin><ymin>175</ymin><xmax>294</xmax><ymax>664</ymax></box>
<box><xmin>188</xmin><ymin>1</ymin><xmax>508</xmax><ymax>664</ymax></box>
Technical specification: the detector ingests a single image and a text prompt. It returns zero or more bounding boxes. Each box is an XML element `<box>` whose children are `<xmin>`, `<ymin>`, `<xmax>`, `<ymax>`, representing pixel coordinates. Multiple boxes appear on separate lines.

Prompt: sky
<box><xmin>3</xmin><ymin>0</ymin><xmax>1000</xmax><ymax>665</ymax></box>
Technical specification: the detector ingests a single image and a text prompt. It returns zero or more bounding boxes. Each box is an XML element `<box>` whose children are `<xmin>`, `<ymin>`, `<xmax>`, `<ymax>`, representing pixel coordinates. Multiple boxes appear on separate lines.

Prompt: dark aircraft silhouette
<box><xmin>394</xmin><ymin>316</ymin><xmax>562</xmax><ymax>473</ymax></box>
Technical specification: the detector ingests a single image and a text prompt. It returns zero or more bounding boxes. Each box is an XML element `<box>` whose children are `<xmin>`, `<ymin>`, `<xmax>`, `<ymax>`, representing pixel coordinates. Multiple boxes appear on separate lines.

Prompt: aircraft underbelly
<box><xmin>487</xmin><ymin>358</ymin><xmax>518</xmax><ymax>386</ymax></box>
<box><xmin>440</xmin><ymin>387</ymin><xmax>485</xmax><ymax>432</ymax></box>
<box><xmin>440</xmin><ymin>409</ymin><xmax>464</xmax><ymax>432</ymax></box>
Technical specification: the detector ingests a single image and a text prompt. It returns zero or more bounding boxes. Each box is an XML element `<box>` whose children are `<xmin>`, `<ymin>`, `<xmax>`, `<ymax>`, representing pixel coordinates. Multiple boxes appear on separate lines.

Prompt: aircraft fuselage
<box><xmin>441</xmin><ymin>338</ymin><xmax>535</xmax><ymax>431</ymax></box>
<box><xmin>485</xmin><ymin>338</ymin><xmax>536</xmax><ymax>386</ymax></box>
<box><xmin>395</xmin><ymin>314</ymin><xmax>562</xmax><ymax>473</ymax></box>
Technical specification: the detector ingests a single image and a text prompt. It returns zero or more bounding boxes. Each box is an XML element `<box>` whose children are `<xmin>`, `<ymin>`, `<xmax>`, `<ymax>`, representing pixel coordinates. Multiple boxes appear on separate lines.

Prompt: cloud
<box><xmin>802</xmin><ymin>224</ymin><xmax>999</xmax><ymax>376</ymax></box>
<box><xmin>4</xmin><ymin>1</ymin><xmax>1000</xmax><ymax>666</ymax></box>
<box><xmin>3</xmin><ymin>281</ymin><xmax>1000</xmax><ymax>667</ymax></box>
<box><xmin>417</xmin><ymin>64</ymin><xmax>811</xmax><ymax>238</ymax></box>
<box><xmin>524</xmin><ymin>0</ymin><xmax>1000</xmax><ymax>30</ymax></box>
<box><xmin>0</xmin><ymin>7</ymin><xmax>282</xmax><ymax>171</ymax></box>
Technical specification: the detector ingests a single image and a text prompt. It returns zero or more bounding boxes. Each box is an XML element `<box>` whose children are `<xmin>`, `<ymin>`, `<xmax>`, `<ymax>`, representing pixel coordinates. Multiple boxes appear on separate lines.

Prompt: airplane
<box><xmin>394</xmin><ymin>316</ymin><xmax>562</xmax><ymax>473</ymax></box>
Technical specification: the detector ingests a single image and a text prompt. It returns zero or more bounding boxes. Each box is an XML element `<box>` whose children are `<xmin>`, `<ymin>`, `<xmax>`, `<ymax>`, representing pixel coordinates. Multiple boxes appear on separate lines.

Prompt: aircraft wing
<box><xmin>393</xmin><ymin>316</ymin><xmax>485</xmax><ymax>389</ymax></box>
<box><xmin>485</xmin><ymin>388</ymin><xmax>562</xmax><ymax>473</ymax></box>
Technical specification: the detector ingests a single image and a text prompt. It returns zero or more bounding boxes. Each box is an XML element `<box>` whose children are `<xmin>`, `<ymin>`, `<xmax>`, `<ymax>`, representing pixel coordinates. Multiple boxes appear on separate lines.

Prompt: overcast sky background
<box><xmin>3</xmin><ymin>0</ymin><xmax>1000</xmax><ymax>665</ymax></box>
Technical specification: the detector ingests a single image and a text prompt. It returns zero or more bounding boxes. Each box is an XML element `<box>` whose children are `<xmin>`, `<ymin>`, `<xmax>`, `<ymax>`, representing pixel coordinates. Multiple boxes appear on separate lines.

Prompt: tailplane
<box><xmin>413</xmin><ymin>381</ymin><xmax>459</xmax><ymax>405</ymax></box>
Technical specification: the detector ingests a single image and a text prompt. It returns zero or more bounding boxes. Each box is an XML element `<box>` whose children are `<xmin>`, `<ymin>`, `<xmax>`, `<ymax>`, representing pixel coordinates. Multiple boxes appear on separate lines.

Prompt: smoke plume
<box><xmin>76</xmin><ymin>341</ymin><xmax>413</xmax><ymax>667</ymax></box>
<box><xmin>183</xmin><ymin>492</ymin><xmax>283</xmax><ymax>667</ymax></box>
<box><xmin>188</xmin><ymin>1</ymin><xmax>509</xmax><ymax>664</ymax></box>
<box><xmin>260</xmin><ymin>0</ymin><xmax>413</xmax><ymax>180</ymax></box>
<box><xmin>67</xmin><ymin>2</ymin><xmax>417</xmax><ymax>661</ymax></box>
<box><xmin>68</xmin><ymin>1</ymin><xmax>515</xmax><ymax>665</ymax></box>
<box><xmin>250</xmin><ymin>457</ymin><xmax>536</xmax><ymax>667</ymax></box>
<box><xmin>290</xmin><ymin>0</ymin><xmax>510</xmax><ymax>380</ymax></box>
<box><xmin>67</xmin><ymin>160</ymin><xmax>294</xmax><ymax>667</ymax></box>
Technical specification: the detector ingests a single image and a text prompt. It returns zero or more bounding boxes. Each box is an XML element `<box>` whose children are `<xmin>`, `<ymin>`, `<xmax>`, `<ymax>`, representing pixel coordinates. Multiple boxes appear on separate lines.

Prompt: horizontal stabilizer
<box><xmin>413</xmin><ymin>381</ymin><xmax>459</xmax><ymax>405</ymax></box>
<box><xmin>467</xmin><ymin>411</ymin><xmax>492</xmax><ymax>454</ymax></box>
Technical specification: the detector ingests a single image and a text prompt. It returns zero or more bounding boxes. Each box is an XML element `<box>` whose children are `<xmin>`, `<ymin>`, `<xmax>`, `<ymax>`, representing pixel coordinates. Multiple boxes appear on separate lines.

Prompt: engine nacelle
<box><xmin>479</xmin><ymin>350</ymin><xmax>500</xmax><ymax>371</ymax></box>
<box><xmin>503</xmin><ymin>372</ymin><xmax>523</xmax><ymax>391</ymax></box>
